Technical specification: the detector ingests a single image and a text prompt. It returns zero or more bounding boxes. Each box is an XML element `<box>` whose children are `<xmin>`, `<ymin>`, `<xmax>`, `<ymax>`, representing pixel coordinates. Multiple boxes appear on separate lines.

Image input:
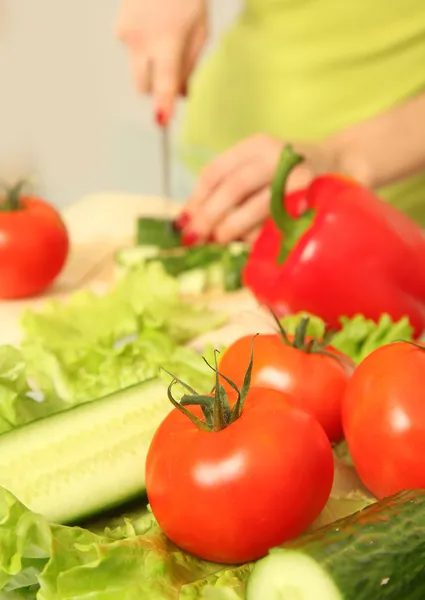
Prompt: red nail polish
<box><xmin>207</xmin><ymin>233</ymin><xmax>217</xmax><ymax>244</ymax></box>
<box><xmin>173</xmin><ymin>211</ymin><xmax>191</xmax><ymax>231</ymax></box>
<box><xmin>155</xmin><ymin>109</ymin><xmax>168</xmax><ymax>127</ymax></box>
<box><xmin>182</xmin><ymin>230</ymin><xmax>200</xmax><ymax>247</ymax></box>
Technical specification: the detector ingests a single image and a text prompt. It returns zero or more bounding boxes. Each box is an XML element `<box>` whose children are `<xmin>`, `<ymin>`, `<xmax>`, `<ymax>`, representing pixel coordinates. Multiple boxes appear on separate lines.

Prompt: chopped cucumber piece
<box><xmin>116</xmin><ymin>236</ymin><xmax>249</xmax><ymax>294</ymax></box>
<box><xmin>248</xmin><ymin>551</ymin><xmax>342</xmax><ymax>600</ymax></box>
<box><xmin>116</xmin><ymin>245</ymin><xmax>160</xmax><ymax>267</ymax></box>
<box><xmin>137</xmin><ymin>217</ymin><xmax>181</xmax><ymax>249</ymax></box>
<box><xmin>178</xmin><ymin>269</ymin><xmax>209</xmax><ymax>295</ymax></box>
<box><xmin>0</xmin><ymin>378</ymin><xmax>170</xmax><ymax>524</ymax></box>
<box><xmin>223</xmin><ymin>245</ymin><xmax>249</xmax><ymax>292</ymax></box>
<box><xmin>229</xmin><ymin>241</ymin><xmax>249</xmax><ymax>256</ymax></box>
<box><xmin>207</xmin><ymin>262</ymin><xmax>225</xmax><ymax>289</ymax></box>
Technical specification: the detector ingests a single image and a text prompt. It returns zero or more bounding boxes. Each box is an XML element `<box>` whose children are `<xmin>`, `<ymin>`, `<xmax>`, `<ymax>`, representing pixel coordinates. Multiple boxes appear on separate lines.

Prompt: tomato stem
<box><xmin>163</xmin><ymin>341</ymin><xmax>257</xmax><ymax>432</ymax></box>
<box><xmin>269</xmin><ymin>308</ymin><xmax>338</xmax><ymax>354</ymax></box>
<box><xmin>0</xmin><ymin>180</ymin><xmax>27</xmax><ymax>212</ymax></box>
<box><xmin>167</xmin><ymin>380</ymin><xmax>211</xmax><ymax>432</ymax></box>
<box><xmin>268</xmin><ymin>308</ymin><xmax>353</xmax><ymax>371</ymax></box>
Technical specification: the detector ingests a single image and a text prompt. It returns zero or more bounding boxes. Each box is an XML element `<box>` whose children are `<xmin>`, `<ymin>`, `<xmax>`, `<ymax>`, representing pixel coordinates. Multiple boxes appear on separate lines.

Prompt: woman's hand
<box><xmin>116</xmin><ymin>0</ymin><xmax>208</xmax><ymax>123</ymax></box>
<box><xmin>178</xmin><ymin>135</ymin><xmax>336</xmax><ymax>245</ymax></box>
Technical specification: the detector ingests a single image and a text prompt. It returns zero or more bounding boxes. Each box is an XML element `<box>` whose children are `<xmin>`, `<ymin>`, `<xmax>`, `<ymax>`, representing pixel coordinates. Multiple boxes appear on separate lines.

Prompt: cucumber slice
<box><xmin>248</xmin><ymin>552</ymin><xmax>342</xmax><ymax>600</ymax></box>
<box><xmin>178</xmin><ymin>268</ymin><xmax>208</xmax><ymax>295</ymax></box>
<box><xmin>228</xmin><ymin>241</ymin><xmax>249</xmax><ymax>256</ymax></box>
<box><xmin>247</xmin><ymin>489</ymin><xmax>425</xmax><ymax>600</ymax></box>
<box><xmin>0</xmin><ymin>379</ymin><xmax>170</xmax><ymax>524</ymax></box>
<box><xmin>223</xmin><ymin>245</ymin><xmax>249</xmax><ymax>292</ymax></box>
<box><xmin>116</xmin><ymin>246</ymin><xmax>160</xmax><ymax>267</ymax></box>
<box><xmin>207</xmin><ymin>262</ymin><xmax>225</xmax><ymax>289</ymax></box>
<box><xmin>137</xmin><ymin>217</ymin><xmax>181</xmax><ymax>249</ymax></box>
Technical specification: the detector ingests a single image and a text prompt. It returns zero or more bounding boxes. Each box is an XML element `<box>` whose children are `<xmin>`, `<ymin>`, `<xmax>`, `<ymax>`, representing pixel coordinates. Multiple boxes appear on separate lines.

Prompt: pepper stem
<box><xmin>270</xmin><ymin>146</ymin><xmax>304</xmax><ymax>231</ymax></box>
<box><xmin>270</xmin><ymin>145</ymin><xmax>315</xmax><ymax>263</ymax></box>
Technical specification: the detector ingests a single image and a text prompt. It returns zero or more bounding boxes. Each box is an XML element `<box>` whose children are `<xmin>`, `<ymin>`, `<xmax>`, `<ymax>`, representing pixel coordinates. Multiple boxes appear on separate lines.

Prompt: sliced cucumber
<box><xmin>248</xmin><ymin>552</ymin><xmax>342</xmax><ymax>600</ymax></box>
<box><xmin>116</xmin><ymin>245</ymin><xmax>160</xmax><ymax>267</ymax></box>
<box><xmin>137</xmin><ymin>217</ymin><xmax>181</xmax><ymax>249</ymax></box>
<box><xmin>247</xmin><ymin>489</ymin><xmax>425</xmax><ymax>600</ymax></box>
<box><xmin>228</xmin><ymin>242</ymin><xmax>249</xmax><ymax>256</ymax></box>
<box><xmin>116</xmin><ymin>238</ymin><xmax>249</xmax><ymax>294</ymax></box>
<box><xmin>223</xmin><ymin>243</ymin><xmax>249</xmax><ymax>292</ymax></box>
<box><xmin>0</xmin><ymin>378</ymin><xmax>170</xmax><ymax>524</ymax></box>
<box><xmin>178</xmin><ymin>268</ymin><xmax>209</xmax><ymax>295</ymax></box>
<box><xmin>206</xmin><ymin>262</ymin><xmax>225</xmax><ymax>289</ymax></box>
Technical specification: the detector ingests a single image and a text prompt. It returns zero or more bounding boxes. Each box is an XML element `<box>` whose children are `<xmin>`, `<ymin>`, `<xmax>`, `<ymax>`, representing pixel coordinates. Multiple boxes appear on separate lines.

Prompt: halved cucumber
<box><xmin>247</xmin><ymin>489</ymin><xmax>425</xmax><ymax>600</ymax></box>
<box><xmin>0</xmin><ymin>378</ymin><xmax>170</xmax><ymax>524</ymax></box>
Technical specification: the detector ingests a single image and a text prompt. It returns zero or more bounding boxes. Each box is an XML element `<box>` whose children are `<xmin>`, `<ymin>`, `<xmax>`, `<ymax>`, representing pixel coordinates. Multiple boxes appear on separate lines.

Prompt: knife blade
<box><xmin>160</xmin><ymin>123</ymin><xmax>172</xmax><ymax>220</ymax></box>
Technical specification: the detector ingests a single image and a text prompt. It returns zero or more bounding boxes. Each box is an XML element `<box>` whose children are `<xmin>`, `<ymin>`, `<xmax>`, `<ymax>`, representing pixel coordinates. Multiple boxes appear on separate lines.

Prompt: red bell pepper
<box><xmin>243</xmin><ymin>146</ymin><xmax>425</xmax><ymax>337</ymax></box>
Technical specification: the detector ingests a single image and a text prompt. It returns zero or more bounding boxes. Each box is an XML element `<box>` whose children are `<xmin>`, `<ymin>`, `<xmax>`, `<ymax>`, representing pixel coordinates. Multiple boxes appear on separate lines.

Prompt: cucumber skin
<box><xmin>137</xmin><ymin>217</ymin><xmax>181</xmax><ymax>249</ymax></box>
<box><xmin>251</xmin><ymin>490</ymin><xmax>425</xmax><ymax>600</ymax></box>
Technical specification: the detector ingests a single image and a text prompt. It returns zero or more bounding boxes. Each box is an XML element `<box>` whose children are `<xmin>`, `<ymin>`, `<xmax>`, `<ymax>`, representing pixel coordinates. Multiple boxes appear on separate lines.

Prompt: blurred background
<box><xmin>0</xmin><ymin>0</ymin><xmax>241</xmax><ymax>207</ymax></box>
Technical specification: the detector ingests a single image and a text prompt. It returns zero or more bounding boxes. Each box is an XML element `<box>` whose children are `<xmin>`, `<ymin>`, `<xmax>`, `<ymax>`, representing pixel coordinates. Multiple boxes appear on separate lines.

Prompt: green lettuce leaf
<box><xmin>0</xmin><ymin>488</ymin><xmax>225</xmax><ymax>600</ymax></box>
<box><xmin>280</xmin><ymin>312</ymin><xmax>413</xmax><ymax>364</ymax></box>
<box><xmin>179</xmin><ymin>565</ymin><xmax>253</xmax><ymax>599</ymax></box>
<box><xmin>21</xmin><ymin>263</ymin><xmax>224</xmax><ymax>355</ymax></box>
<box><xmin>12</xmin><ymin>263</ymin><xmax>225</xmax><ymax>418</ymax></box>
<box><xmin>0</xmin><ymin>346</ymin><xmax>50</xmax><ymax>434</ymax></box>
<box><xmin>0</xmin><ymin>488</ymin><xmax>51</xmax><ymax>594</ymax></box>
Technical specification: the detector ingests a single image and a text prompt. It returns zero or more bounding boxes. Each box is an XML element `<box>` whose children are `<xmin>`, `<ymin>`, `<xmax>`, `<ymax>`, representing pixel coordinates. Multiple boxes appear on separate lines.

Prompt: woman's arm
<box><xmin>331</xmin><ymin>91</ymin><xmax>425</xmax><ymax>189</ymax></box>
<box><xmin>179</xmin><ymin>92</ymin><xmax>425</xmax><ymax>244</ymax></box>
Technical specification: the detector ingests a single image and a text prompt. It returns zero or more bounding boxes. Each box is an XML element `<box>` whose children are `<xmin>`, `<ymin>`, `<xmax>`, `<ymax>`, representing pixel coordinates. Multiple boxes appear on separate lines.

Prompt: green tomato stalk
<box><xmin>164</xmin><ymin>338</ymin><xmax>256</xmax><ymax>433</ymax></box>
<box><xmin>270</xmin><ymin>310</ymin><xmax>354</xmax><ymax>370</ymax></box>
<box><xmin>0</xmin><ymin>180</ymin><xmax>27</xmax><ymax>211</ymax></box>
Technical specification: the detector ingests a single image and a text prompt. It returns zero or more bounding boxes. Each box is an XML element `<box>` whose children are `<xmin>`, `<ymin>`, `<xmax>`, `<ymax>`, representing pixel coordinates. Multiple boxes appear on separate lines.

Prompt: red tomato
<box><xmin>219</xmin><ymin>334</ymin><xmax>353</xmax><ymax>442</ymax></box>
<box><xmin>0</xmin><ymin>192</ymin><xmax>69</xmax><ymax>299</ymax></box>
<box><xmin>146</xmin><ymin>387</ymin><xmax>334</xmax><ymax>564</ymax></box>
<box><xmin>343</xmin><ymin>342</ymin><xmax>425</xmax><ymax>499</ymax></box>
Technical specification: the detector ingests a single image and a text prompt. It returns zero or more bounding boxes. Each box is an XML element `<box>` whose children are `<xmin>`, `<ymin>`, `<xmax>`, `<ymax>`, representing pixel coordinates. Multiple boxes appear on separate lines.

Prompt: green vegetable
<box><xmin>137</xmin><ymin>217</ymin><xmax>181</xmax><ymax>249</ymax></box>
<box><xmin>16</xmin><ymin>263</ymin><xmax>224</xmax><ymax>413</ymax></box>
<box><xmin>180</xmin><ymin>564</ymin><xmax>253</xmax><ymax>599</ymax></box>
<box><xmin>0</xmin><ymin>346</ymin><xmax>49</xmax><ymax>434</ymax></box>
<box><xmin>0</xmin><ymin>458</ymin><xmax>376</xmax><ymax>599</ymax></box>
<box><xmin>0</xmin><ymin>378</ymin><xmax>173</xmax><ymax>524</ymax></box>
<box><xmin>222</xmin><ymin>243</ymin><xmax>249</xmax><ymax>292</ymax></box>
<box><xmin>280</xmin><ymin>312</ymin><xmax>413</xmax><ymax>364</ymax></box>
<box><xmin>117</xmin><ymin>243</ymin><xmax>249</xmax><ymax>295</ymax></box>
<box><xmin>0</xmin><ymin>488</ymin><xmax>223</xmax><ymax>600</ymax></box>
<box><xmin>248</xmin><ymin>489</ymin><xmax>425</xmax><ymax>600</ymax></box>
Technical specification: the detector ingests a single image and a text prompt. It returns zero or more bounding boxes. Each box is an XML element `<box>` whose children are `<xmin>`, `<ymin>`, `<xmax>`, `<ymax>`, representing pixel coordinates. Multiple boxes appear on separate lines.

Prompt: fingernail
<box><xmin>182</xmin><ymin>230</ymin><xmax>200</xmax><ymax>247</ymax></box>
<box><xmin>207</xmin><ymin>233</ymin><xmax>217</xmax><ymax>244</ymax></box>
<box><xmin>181</xmin><ymin>83</ymin><xmax>188</xmax><ymax>97</ymax></box>
<box><xmin>173</xmin><ymin>211</ymin><xmax>191</xmax><ymax>231</ymax></box>
<box><xmin>155</xmin><ymin>110</ymin><xmax>168</xmax><ymax>127</ymax></box>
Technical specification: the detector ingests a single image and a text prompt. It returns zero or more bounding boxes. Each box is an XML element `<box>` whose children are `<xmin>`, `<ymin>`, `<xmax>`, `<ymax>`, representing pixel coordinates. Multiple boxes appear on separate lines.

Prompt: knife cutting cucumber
<box><xmin>247</xmin><ymin>488</ymin><xmax>425</xmax><ymax>600</ymax></box>
<box><xmin>0</xmin><ymin>378</ymin><xmax>171</xmax><ymax>524</ymax></box>
<box><xmin>137</xmin><ymin>217</ymin><xmax>182</xmax><ymax>249</ymax></box>
<box><xmin>119</xmin><ymin>218</ymin><xmax>249</xmax><ymax>294</ymax></box>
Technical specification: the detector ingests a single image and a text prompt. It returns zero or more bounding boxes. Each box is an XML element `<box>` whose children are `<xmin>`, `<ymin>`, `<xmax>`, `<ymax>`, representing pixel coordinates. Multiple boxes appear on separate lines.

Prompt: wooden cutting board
<box><xmin>0</xmin><ymin>192</ymin><xmax>274</xmax><ymax>347</ymax></box>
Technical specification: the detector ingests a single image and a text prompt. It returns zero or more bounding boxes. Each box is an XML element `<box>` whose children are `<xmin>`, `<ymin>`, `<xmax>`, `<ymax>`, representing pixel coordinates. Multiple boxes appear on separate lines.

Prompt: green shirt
<box><xmin>179</xmin><ymin>0</ymin><xmax>425</xmax><ymax>225</ymax></box>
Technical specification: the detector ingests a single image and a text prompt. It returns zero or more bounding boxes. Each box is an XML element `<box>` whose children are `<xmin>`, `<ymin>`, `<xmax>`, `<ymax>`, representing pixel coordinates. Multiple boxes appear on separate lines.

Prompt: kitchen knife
<box><xmin>160</xmin><ymin>122</ymin><xmax>173</xmax><ymax>220</ymax></box>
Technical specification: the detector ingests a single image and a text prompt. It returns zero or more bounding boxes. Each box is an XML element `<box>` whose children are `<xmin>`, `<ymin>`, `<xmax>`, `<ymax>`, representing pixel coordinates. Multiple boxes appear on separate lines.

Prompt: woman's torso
<box><xmin>179</xmin><ymin>0</ymin><xmax>425</xmax><ymax>224</ymax></box>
